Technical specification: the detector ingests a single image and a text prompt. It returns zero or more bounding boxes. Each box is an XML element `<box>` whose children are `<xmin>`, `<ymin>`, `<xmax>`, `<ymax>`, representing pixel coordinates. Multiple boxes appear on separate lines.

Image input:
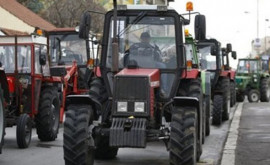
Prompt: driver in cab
<box><xmin>125</xmin><ymin>32</ymin><xmax>163</xmax><ymax>68</ymax></box>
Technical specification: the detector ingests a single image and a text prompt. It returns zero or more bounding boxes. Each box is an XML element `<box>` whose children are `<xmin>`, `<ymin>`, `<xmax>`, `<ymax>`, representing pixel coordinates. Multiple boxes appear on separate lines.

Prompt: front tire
<box><xmin>36</xmin><ymin>87</ymin><xmax>60</xmax><ymax>141</ymax></box>
<box><xmin>16</xmin><ymin>114</ymin><xmax>32</xmax><ymax>148</ymax></box>
<box><xmin>248</xmin><ymin>89</ymin><xmax>260</xmax><ymax>103</ymax></box>
<box><xmin>260</xmin><ymin>78</ymin><xmax>270</xmax><ymax>102</ymax></box>
<box><xmin>63</xmin><ymin>105</ymin><xmax>95</xmax><ymax>165</ymax></box>
<box><xmin>170</xmin><ymin>106</ymin><xmax>198</xmax><ymax>165</ymax></box>
<box><xmin>212</xmin><ymin>95</ymin><xmax>223</xmax><ymax>126</ymax></box>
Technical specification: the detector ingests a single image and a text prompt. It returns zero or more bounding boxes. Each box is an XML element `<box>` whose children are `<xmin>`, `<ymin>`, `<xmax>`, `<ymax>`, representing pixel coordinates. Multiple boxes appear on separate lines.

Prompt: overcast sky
<box><xmin>170</xmin><ymin>0</ymin><xmax>270</xmax><ymax>67</ymax></box>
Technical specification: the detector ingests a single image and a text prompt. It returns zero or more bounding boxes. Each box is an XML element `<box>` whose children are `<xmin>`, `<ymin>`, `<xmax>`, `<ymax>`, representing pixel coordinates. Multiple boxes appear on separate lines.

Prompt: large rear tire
<box><xmin>221</xmin><ymin>78</ymin><xmax>230</xmax><ymax>121</ymax></box>
<box><xmin>36</xmin><ymin>87</ymin><xmax>60</xmax><ymax>141</ymax></box>
<box><xmin>0</xmin><ymin>87</ymin><xmax>5</xmax><ymax>153</ymax></box>
<box><xmin>63</xmin><ymin>105</ymin><xmax>95</xmax><ymax>165</ymax></box>
<box><xmin>16</xmin><ymin>114</ymin><xmax>32</xmax><ymax>148</ymax></box>
<box><xmin>212</xmin><ymin>95</ymin><xmax>223</xmax><ymax>126</ymax></box>
<box><xmin>170</xmin><ymin>106</ymin><xmax>198</xmax><ymax>165</ymax></box>
<box><xmin>260</xmin><ymin>78</ymin><xmax>270</xmax><ymax>102</ymax></box>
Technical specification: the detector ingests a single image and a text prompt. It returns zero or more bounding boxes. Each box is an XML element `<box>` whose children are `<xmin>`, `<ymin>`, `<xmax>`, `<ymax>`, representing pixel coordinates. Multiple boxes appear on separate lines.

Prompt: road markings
<box><xmin>221</xmin><ymin>103</ymin><xmax>243</xmax><ymax>165</ymax></box>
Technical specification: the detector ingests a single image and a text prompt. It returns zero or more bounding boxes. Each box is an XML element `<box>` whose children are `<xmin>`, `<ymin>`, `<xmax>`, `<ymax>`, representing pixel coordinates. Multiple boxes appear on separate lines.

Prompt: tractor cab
<box><xmin>221</xmin><ymin>44</ymin><xmax>237</xmax><ymax>71</ymax></box>
<box><xmin>0</xmin><ymin>35</ymin><xmax>48</xmax><ymax>75</ymax></box>
<box><xmin>47</xmin><ymin>28</ymin><xmax>99</xmax><ymax>90</ymax></box>
<box><xmin>197</xmin><ymin>39</ymin><xmax>222</xmax><ymax>85</ymax></box>
<box><xmin>48</xmin><ymin>28</ymin><xmax>95</xmax><ymax>66</ymax></box>
<box><xmin>237</xmin><ymin>59</ymin><xmax>261</xmax><ymax>75</ymax></box>
<box><xmin>102</xmin><ymin>5</ymin><xmax>183</xmax><ymax>99</ymax></box>
<box><xmin>0</xmin><ymin>35</ymin><xmax>48</xmax><ymax>117</ymax></box>
<box><xmin>236</xmin><ymin>59</ymin><xmax>262</xmax><ymax>88</ymax></box>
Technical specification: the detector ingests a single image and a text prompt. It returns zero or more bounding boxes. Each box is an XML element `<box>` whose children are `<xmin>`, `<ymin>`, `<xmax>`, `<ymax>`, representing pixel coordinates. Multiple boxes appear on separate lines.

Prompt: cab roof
<box><xmin>0</xmin><ymin>35</ymin><xmax>46</xmax><ymax>45</ymax></box>
<box><xmin>117</xmin><ymin>5</ymin><xmax>175</xmax><ymax>11</ymax></box>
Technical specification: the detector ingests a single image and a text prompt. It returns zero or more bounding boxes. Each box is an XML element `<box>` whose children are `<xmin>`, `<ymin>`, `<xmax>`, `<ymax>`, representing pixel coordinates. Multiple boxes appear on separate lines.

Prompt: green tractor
<box><xmin>236</xmin><ymin>58</ymin><xmax>270</xmax><ymax>102</ymax></box>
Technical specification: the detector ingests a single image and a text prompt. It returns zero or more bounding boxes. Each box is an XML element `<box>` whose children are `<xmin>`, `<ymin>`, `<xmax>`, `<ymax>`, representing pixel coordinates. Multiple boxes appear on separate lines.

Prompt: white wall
<box><xmin>0</xmin><ymin>6</ymin><xmax>34</xmax><ymax>34</ymax></box>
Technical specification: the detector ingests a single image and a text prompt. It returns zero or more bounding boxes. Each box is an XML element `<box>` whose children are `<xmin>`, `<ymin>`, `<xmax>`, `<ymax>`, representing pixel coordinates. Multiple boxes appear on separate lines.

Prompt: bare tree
<box><xmin>41</xmin><ymin>0</ymin><xmax>106</xmax><ymax>32</ymax></box>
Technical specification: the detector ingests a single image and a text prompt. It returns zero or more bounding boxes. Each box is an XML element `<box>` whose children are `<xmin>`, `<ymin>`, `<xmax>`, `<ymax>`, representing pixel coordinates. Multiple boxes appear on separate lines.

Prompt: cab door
<box><xmin>32</xmin><ymin>45</ymin><xmax>45</xmax><ymax>115</ymax></box>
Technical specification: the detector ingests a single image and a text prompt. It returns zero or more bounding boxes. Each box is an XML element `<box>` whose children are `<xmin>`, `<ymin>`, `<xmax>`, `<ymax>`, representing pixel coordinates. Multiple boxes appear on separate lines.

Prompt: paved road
<box><xmin>235</xmin><ymin>102</ymin><xmax>270</xmax><ymax>165</ymax></box>
<box><xmin>0</xmin><ymin>105</ymin><xmax>237</xmax><ymax>165</ymax></box>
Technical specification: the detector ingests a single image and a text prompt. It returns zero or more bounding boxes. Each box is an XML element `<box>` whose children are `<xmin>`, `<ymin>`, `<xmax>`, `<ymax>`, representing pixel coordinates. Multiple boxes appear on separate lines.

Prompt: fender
<box><xmin>173</xmin><ymin>96</ymin><xmax>200</xmax><ymax>112</ymax></box>
<box><xmin>181</xmin><ymin>69</ymin><xmax>200</xmax><ymax>79</ymax></box>
<box><xmin>66</xmin><ymin>95</ymin><xmax>102</xmax><ymax>119</ymax></box>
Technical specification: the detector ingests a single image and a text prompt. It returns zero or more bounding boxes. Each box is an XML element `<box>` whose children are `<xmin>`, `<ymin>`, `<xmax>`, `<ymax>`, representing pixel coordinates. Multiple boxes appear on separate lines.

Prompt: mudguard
<box><xmin>66</xmin><ymin>95</ymin><xmax>102</xmax><ymax>118</ymax></box>
<box><xmin>173</xmin><ymin>96</ymin><xmax>200</xmax><ymax>111</ymax></box>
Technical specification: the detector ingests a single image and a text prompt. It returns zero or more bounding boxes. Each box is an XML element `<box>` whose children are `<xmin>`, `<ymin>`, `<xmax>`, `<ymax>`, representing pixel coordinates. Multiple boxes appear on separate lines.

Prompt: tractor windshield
<box><xmin>0</xmin><ymin>45</ymin><xmax>31</xmax><ymax>73</ymax></box>
<box><xmin>106</xmin><ymin>16</ymin><xmax>177</xmax><ymax>69</ymax></box>
<box><xmin>49</xmin><ymin>34</ymin><xmax>89</xmax><ymax>66</ymax></box>
<box><xmin>237</xmin><ymin>60</ymin><xmax>258</xmax><ymax>73</ymax></box>
<box><xmin>198</xmin><ymin>46</ymin><xmax>217</xmax><ymax>70</ymax></box>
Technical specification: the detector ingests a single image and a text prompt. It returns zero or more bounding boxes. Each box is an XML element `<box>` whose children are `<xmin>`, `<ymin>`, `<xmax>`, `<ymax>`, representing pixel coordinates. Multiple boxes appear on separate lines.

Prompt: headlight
<box><xmin>134</xmin><ymin>102</ymin><xmax>145</xmax><ymax>112</ymax></box>
<box><xmin>117</xmin><ymin>102</ymin><xmax>128</xmax><ymax>112</ymax></box>
<box><xmin>254</xmin><ymin>79</ymin><xmax>257</xmax><ymax>82</ymax></box>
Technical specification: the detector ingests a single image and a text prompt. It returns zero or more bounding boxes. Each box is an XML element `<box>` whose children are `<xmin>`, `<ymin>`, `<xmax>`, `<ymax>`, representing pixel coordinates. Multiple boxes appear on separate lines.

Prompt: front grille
<box><xmin>114</xmin><ymin>76</ymin><xmax>148</xmax><ymax>100</ymax></box>
<box><xmin>113</xmin><ymin>76</ymin><xmax>150</xmax><ymax>117</ymax></box>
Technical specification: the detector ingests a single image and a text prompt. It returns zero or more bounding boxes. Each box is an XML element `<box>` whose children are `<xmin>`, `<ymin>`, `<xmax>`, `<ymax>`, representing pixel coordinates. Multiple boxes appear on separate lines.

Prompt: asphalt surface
<box><xmin>235</xmin><ymin>102</ymin><xmax>270</xmax><ymax>165</ymax></box>
<box><xmin>0</xmin><ymin>105</ymin><xmax>237</xmax><ymax>165</ymax></box>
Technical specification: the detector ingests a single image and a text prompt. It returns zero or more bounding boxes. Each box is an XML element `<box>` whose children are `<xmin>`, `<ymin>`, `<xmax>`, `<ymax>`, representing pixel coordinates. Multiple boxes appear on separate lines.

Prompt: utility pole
<box><xmin>257</xmin><ymin>0</ymin><xmax>260</xmax><ymax>56</ymax></box>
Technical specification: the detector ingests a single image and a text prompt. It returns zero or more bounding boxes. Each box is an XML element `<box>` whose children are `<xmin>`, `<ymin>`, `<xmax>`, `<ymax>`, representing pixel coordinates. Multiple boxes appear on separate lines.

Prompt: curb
<box><xmin>220</xmin><ymin>103</ymin><xmax>243</xmax><ymax>165</ymax></box>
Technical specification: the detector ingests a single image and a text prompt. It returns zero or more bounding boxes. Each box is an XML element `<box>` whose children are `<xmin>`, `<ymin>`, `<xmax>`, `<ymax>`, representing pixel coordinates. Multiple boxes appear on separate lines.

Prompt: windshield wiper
<box><xmin>117</xmin><ymin>11</ymin><xmax>147</xmax><ymax>38</ymax></box>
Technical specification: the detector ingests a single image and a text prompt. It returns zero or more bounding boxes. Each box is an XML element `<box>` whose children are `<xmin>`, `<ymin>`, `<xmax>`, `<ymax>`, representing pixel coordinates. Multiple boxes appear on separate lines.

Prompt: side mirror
<box><xmin>211</xmin><ymin>45</ymin><xmax>217</xmax><ymax>55</ymax></box>
<box><xmin>221</xmin><ymin>48</ymin><xmax>227</xmax><ymax>56</ymax></box>
<box><xmin>232</xmin><ymin>51</ymin><xmax>237</xmax><ymax>60</ymax></box>
<box><xmin>79</xmin><ymin>12</ymin><xmax>91</xmax><ymax>39</ymax></box>
<box><xmin>39</xmin><ymin>53</ymin><xmax>46</xmax><ymax>66</ymax></box>
<box><xmin>226</xmin><ymin>43</ymin><xmax>232</xmax><ymax>52</ymax></box>
<box><xmin>195</xmin><ymin>15</ymin><xmax>206</xmax><ymax>41</ymax></box>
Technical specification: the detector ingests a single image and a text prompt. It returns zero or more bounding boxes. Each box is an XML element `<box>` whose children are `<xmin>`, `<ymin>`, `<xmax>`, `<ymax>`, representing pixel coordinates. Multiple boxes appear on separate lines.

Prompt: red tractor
<box><xmin>63</xmin><ymin>2</ymin><xmax>206</xmax><ymax>165</ymax></box>
<box><xmin>221</xmin><ymin>45</ymin><xmax>237</xmax><ymax>107</ymax></box>
<box><xmin>46</xmin><ymin>27</ymin><xmax>99</xmax><ymax>119</ymax></box>
<box><xmin>0</xmin><ymin>34</ymin><xmax>65</xmax><ymax>148</ymax></box>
